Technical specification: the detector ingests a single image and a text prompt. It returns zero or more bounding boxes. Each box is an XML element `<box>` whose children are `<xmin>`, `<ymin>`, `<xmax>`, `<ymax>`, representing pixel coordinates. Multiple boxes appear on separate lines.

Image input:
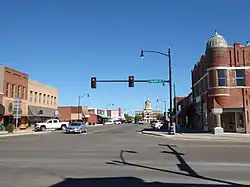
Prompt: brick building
<box><xmin>0</xmin><ymin>66</ymin><xmax>29</xmax><ymax>126</ymax></box>
<box><xmin>58</xmin><ymin>106</ymin><xmax>89</xmax><ymax>122</ymax></box>
<box><xmin>192</xmin><ymin>31</ymin><xmax>250</xmax><ymax>134</ymax></box>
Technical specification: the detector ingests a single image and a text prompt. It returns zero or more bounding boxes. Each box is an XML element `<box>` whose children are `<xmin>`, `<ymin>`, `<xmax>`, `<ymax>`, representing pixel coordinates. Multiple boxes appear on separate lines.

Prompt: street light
<box><xmin>157</xmin><ymin>99</ymin><xmax>167</xmax><ymax>120</ymax></box>
<box><xmin>107</xmin><ymin>103</ymin><xmax>114</xmax><ymax>110</ymax></box>
<box><xmin>140</xmin><ymin>47</ymin><xmax>174</xmax><ymax>134</ymax></box>
<box><xmin>78</xmin><ymin>93</ymin><xmax>90</xmax><ymax>121</ymax></box>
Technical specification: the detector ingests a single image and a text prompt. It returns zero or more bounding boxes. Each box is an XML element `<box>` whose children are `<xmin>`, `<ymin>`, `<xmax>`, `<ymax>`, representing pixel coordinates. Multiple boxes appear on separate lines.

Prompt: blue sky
<box><xmin>1</xmin><ymin>0</ymin><xmax>250</xmax><ymax>111</ymax></box>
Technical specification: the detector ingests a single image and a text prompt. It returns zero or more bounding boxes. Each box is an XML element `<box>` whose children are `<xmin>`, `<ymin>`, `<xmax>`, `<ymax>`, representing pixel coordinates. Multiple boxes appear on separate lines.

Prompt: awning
<box><xmin>97</xmin><ymin>114</ymin><xmax>111</xmax><ymax>119</ymax></box>
<box><xmin>28</xmin><ymin>106</ymin><xmax>59</xmax><ymax>117</ymax></box>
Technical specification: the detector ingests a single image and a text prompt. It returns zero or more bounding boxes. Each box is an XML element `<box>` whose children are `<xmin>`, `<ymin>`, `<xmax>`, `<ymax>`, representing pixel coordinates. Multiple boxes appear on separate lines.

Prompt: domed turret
<box><xmin>145</xmin><ymin>99</ymin><xmax>152</xmax><ymax>110</ymax></box>
<box><xmin>206</xmin><ymin>31</ymin><xmax>228</xmax><ymax>49</ymax></box>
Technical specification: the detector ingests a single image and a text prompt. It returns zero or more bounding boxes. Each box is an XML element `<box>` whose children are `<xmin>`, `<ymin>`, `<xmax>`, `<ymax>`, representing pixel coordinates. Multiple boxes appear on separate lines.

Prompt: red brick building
<box><xmin>192</xmin><ymin>31</ymin><xmax>250</xmax><ymax>134</ymax></box>
<box><xmin>58</xmin><ymin>106</ymin><xmax>89</xmax><ymax>122</ymax></box>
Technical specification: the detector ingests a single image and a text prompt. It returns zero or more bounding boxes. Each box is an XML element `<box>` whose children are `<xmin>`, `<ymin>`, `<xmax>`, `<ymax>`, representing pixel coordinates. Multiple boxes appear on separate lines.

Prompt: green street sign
<box><xmin>148</xmin><ymin>79</ymin><xmax>164</xmax><ymax>83</ymax></box>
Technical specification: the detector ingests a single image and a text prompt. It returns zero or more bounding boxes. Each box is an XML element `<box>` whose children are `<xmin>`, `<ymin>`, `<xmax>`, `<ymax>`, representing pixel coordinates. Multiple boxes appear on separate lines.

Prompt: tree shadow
<box><xmin>106</xmin><ymin>148</ymin><xmax>244</xmax><ymax>187</ymax></box>
<box><xmin>48</xmin><ymin>176</ymin><xmax>242</xmax><ymax>187</ymax></box>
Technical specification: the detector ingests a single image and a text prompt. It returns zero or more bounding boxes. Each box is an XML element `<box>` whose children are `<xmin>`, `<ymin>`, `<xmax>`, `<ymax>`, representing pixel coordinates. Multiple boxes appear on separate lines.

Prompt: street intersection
<box><xmin>0</xmin><ymin>124</ymin><xmax>249</xmax><ymax>186</ymax></box>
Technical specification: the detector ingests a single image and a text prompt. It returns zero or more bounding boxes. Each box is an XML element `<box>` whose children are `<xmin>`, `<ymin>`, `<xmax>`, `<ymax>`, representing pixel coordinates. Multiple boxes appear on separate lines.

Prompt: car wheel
<box><xmin>40</xmin><ymin>126</ymin><xmax>46</xmax><ymax>131</ymax></box>
<box><xmin>61</xmin><ymin>125</ymin><xmax>66</xmax><ymax>131</ymax></box>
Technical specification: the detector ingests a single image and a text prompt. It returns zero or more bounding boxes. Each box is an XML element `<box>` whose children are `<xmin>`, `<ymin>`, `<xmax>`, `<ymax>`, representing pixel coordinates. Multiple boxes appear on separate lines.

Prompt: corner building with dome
<box><xmin>189</xmin><ymin>31</ymin><xmax>250</xmax><ymax>134</ymax></box>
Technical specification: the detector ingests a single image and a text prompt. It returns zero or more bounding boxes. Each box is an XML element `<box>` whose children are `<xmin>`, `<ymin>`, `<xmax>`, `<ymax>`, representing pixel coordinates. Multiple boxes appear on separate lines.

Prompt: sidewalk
<box><xmin>0</xmin><ymin>128</ymin><xmax>51</xmax><ymax>138</ymax></box>
<box><xmin>86</xmin><ymin>124</ymin><xmax>103</xmax><ymax>127</ymax></box>
<box><xmin>141</xmin><ymin>130</ymin><xmax>250</xmax><ymax>142</ymax></box>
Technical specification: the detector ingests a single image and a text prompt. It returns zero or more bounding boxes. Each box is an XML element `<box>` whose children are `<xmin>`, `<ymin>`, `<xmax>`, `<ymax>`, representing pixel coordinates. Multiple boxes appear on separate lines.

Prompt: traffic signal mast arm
<box><xmin>91</xmin><ymin>76</ymin><xmax>169</xmax><ymax>89</ymax></box>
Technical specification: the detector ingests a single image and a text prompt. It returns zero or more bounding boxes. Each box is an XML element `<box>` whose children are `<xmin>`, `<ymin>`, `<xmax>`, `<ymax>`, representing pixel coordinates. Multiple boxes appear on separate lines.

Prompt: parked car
<box><xmin>114</xmin><ymin>120</ymin><xmax>122</xmax><ymax>125</ymax></box>
<box><xmin>65</xmin><ymin>122</ymin><xmax>87</xmax><ymax>134</ymax></box>
<box><xmin>151</xmin><ymin>120</ymin><xmax>164</xmax><ymax>130</ymax></box>
<box><xmin>35</xmin><ymin>119</ymin><xmax>69</xmax><ymax>131</ymax></box>
<box><xmin>104</xmin><ymin>120</ymin><xmax>115</xmax><ymax>125</ymax></box>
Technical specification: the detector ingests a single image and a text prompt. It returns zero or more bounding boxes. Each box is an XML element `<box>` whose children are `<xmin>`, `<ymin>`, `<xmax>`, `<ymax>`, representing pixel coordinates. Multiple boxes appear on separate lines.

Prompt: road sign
<box><xmin>13</xmin><ymin>98</ymin><xmax>22</xmax><ymax>109</ymax></box>
<box><xmin>148</xmin><ymin>79</ymin><xmax>164</xmax><ymax>83</ymax></box>
<box><xmin>13</xmin><ymin>109</ymin><xmax>22</xmax><ymax>119</ymax></box>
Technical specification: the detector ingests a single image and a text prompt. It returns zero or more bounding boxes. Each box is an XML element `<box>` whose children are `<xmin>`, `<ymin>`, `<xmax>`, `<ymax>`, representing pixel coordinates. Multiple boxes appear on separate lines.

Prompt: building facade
<box><xmin>135</xmin><ymin>99</ymin><xmax>161</xmax><ymax>123</ymax></box>
<box><xmin>28</xmin><ymin>79</ymin><xmax>59</xmax><ymax>124</ymax></box>
<box><xmin>192</xmin><ymin>31</ymin><xmax>250</xmax><ymax>134</ymax></box>
<box><xmin>58</xmin><ymin>106</ymin><xmax>89</xmax><ymax>122</ymax></box>
<box><xmin>0</xmin><ymin>66</ymin><xmax>29</xmax><ymax>126</ymax></box>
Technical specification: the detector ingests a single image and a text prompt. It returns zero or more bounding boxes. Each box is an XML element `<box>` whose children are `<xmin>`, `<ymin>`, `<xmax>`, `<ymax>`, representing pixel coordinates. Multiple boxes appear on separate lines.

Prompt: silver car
<box><xmin>66</xmin><ymin>122</ymin><xmax>87</xmax><ymax>134</ymax></box>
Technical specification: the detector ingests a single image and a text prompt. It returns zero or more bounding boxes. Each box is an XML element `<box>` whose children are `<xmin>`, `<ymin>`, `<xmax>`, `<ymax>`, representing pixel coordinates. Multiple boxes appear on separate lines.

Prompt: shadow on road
<box><xmin>48</xmin><ymin>176</ymin><xmax>241</xmax><ymax>187</ymax></box>
<box><xmin>105</xmin><ymin>147</ymin><xmax>244</xmax><ymax>187</ymax></box>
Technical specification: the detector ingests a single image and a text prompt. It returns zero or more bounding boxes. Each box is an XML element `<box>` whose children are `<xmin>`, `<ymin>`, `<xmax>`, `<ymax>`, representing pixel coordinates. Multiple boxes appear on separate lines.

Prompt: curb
<box><xmin>0</xmin><ymin>131</ymin><xmax>52</xmax><ymax>138</ymax></box>
<box><xmin>141</xmin><ymin>131</ymin><xmax>173</xmax><ymax>137</ymax></box>
<box><xmin>141</xmin><ymin>131</ymin><xmax>250</xmax><ymax>142</ymax></box>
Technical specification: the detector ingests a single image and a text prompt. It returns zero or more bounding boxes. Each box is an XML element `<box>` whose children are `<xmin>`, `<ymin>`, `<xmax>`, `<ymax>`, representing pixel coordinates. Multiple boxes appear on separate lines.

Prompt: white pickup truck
<box><xmin>35</xmin><ymin>119</ymin><xmax>69</xmax><ymax>131</ymax></box>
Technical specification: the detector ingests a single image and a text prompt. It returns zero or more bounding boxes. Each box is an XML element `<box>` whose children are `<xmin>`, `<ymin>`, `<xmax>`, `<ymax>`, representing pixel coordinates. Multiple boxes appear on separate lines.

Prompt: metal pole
<box><xmin>164</xmin><ymin>101</ymin><xmax>167</xmax><ymax>120</ymax></box>
<box><xmin>15</xmin><ymin>98</ymin><xmax>18</xmax><ymax>132</ymax></box>
<box><xmin>168</xmin><ymin>47</ymin><xmax>174</xmax><ymax>134</ymax></box>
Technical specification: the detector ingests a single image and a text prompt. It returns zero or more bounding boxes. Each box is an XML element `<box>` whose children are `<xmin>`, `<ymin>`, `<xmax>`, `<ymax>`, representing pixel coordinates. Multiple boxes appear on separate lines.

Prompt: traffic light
<box><xmin>128</xmin><ymin>76</ymin><xmax>134</xmax><ymax>87</ymax></box>
<box><xmin>91</xmin><ymin>77</ymin><xmax>96</xmax><ymax>89</ymax></box>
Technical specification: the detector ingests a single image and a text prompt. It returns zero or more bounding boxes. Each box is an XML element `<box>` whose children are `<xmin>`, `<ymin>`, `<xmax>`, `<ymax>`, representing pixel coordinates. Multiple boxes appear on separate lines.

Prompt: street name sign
<box><xmin>148</xmin><ymin>79</ymin><xmax>164</xmax><ymax>83</ymax></box>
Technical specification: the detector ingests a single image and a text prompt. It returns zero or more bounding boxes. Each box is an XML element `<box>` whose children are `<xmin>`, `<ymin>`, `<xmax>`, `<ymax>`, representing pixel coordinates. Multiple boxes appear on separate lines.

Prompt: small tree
<box><xmin>124</xmin><ymin>114</ymin><xmax>133</xmax><ymax>121</ymax></box>
<box><xmin>134</xmin><ymin>114</ymin><xmax>142</xmax><ymax>123</ymax></box>
<box><xmin>156</xmin><ymin>113</ymin><xmax>164</xmax><ymax>120</ymax></box>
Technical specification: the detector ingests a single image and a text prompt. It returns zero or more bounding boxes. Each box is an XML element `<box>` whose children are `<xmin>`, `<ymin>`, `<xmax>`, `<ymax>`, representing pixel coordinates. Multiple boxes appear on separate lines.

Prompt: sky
<box><xmin>0</xmin><ymin>0</ymin><xmax>250</xmax><ymax>111</ymax></box>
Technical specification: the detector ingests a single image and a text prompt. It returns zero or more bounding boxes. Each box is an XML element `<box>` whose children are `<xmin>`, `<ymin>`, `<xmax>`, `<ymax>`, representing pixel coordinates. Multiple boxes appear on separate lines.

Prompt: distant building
<box><xmin>58</xmin><ymin>106</ymin><xmax>89</xmax><ymax>122</ymax></box>
<box><xmin>135</xmin><ymin>99</ymin><xmax>161</xmax><ymax>123</ymax></box>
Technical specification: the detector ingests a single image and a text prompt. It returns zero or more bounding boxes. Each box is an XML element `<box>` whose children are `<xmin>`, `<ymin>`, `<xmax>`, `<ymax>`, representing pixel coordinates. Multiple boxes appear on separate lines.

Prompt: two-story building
<box><xmin>28</xmin><ymin>79</ymin><xmax>59</xmax><ymax>124</ymax></box>
<box><xmin>192</xmin><ymin>31</ymin><xmax>250</xmax><ymax>134</ymax></box>
<box><xmin>0</xmin><ymin>66</ymin><xmax>28</xmax><ymax>126</ymax></box>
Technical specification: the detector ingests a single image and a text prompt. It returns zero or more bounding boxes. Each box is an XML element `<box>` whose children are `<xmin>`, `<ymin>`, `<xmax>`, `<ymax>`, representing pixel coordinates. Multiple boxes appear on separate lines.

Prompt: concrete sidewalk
<box><xmin>0</xmin><ymin>128</ymin><xmax>51</xmax><ymax>138</ymax></box>
<box><xmin>141</xmin><ymin>130</ymin><xmax>250</xmax><ymax>142</ymax></box>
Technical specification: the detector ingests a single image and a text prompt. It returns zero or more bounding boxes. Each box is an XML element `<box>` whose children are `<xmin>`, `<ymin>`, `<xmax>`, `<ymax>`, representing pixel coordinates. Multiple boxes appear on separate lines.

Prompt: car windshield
<box><xmin>70</xmin><ymin>123</ymin><xmax>82</xmax><ymax>126</ymax></box>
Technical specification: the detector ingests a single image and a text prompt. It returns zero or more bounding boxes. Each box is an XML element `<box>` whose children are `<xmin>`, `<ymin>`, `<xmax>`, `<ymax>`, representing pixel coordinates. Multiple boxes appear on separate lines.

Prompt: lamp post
<box><xmin>157</xmin><ymin>99</ymin><xmax>167</xmax><ymax>120</ymax></box>
<box><xmin>140</xmin><ymin>47</ymin><xmax>174</xmax><ymax>134</ymax></box>
<box><xmin>78</xmin><ymin>94</ymin><xmax>90</xmax><ymax>121</ymax></box>
<box><xmin>107</xmin><ymin>103</ymin><xmax>114</xmax><ymax>110</ymax></box>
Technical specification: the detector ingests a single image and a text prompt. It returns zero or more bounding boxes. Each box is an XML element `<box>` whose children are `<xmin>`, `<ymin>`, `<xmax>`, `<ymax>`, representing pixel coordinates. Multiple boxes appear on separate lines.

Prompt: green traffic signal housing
<box><xmin>128</xmin><ymin>76</ymin><xmax>134</xmax><ymax>87</ymax></box>
<box><xmin>91</xmin><ymin>77</ymin><xmax>96</xmax><ymax>89</ymax></box>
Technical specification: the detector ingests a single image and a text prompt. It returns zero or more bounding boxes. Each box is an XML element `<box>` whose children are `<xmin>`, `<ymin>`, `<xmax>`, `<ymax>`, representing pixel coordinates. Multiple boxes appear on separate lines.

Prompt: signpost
<box><xmin>13</xmin><ymin>97</ymin><xmax>22</xmax><ymax>131</ymax></box>
<box><xmin>148</xmin><ymin>79</ymin><xmax>164</xmax><ymax>84</ymax></box>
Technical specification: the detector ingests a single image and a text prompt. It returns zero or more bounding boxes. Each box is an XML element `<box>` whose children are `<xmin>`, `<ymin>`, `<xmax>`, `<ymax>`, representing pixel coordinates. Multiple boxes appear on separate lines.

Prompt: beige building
<box><xmin>135</xmin><ymin>99</ymin><xmax>161</xmax><ymax>123</ymax></box>
<box><xmin>28</xmin><ymin>79</ymin><xmax>59</xmax><ymax>124</ymax></box>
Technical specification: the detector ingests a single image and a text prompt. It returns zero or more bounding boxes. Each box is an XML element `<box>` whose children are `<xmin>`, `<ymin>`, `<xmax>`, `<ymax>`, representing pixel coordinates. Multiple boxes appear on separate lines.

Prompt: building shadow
<box><xmin>48</xmin><ymin>176</ymin><xmax>242</xmax><ymax>187</ymax></box>
<box><xmin>105</xmin><ymin>148</ymin><xmax>245</xmax><ymax>187</ymax></box>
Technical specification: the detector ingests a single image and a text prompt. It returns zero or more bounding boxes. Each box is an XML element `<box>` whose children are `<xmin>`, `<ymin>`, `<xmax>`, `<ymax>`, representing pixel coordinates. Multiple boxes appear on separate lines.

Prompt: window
<box><xmin>39</xmin><ymin>93</ymin><xmax>42</xmax><ymax>103</ymax></box>
<box><xmin>43</xmin><ymin>94</ymin><xmax>46</xmax><ymax>104</ymax></box>
<box><xmin>22</xmin><ymin>87</ymin><xmax>25</xmax><ymax>99</ymax></box>
<box><xmin>47</xmin><ymin>95</ymin><xmax>50</xmax><ymax>105</ymax></box>
<box><xmin>5</xmin><ymin>83</ymin><xmax>10</xmax><ymax>97</ymax></box>
<box><xmin>51</xmin><ymin>96</ymin><xmax>53</xmax><ymax>105</ymax></box>
<box><xmin>217</xmin><ymin>69</ymin><xmax>227</xmax><ymax>86</ymax></box>
<box><xmin>18</xmin><ymin>86</ymin><xmax>21</xmax><ymax>98</ymax></box>
<box><xmin>54</xmin><ymin>97</ymin><xmax>57</xmax><ymax>106</ymax></box>
<box><xmin>34</xmin><ymin>92</ymin><xmax>37</xmax><ymax>103</ymax></box>
<box><xmin>30</xmin><ymin>91</ymin><xmax>33</xmax><ymax>102</ymax></box>
<box><xmin>11</xmin><ymin>84</ymin><xmax>15</xmax><ymax>98</ymax></box>
<box><xmin>235</xmin><ymin>69</ymin><xmax>245</xmax><ymax>86</ymax></box>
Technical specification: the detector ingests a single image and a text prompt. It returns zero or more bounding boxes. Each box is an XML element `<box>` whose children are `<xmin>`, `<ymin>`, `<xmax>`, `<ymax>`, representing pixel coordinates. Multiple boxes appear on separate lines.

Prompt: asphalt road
<box><xmin>0</xmin><ymin>124</ymin><xmax>250</xmax><ymax>187</ymax></box>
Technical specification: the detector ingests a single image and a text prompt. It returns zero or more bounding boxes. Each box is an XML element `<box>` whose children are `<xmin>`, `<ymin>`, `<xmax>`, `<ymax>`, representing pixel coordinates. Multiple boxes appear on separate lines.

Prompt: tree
<box><xmin>156</xmin><ymin>113</ymin><xmax>164</xmax><ymax>120</ymax></box>
<box><xmin>134</xmin><ymin>114</ymin><xmax>142</xmax><ymax>123</ymax></box>
<box><xmin>124</xmin><ymin>114</ymin><xmax>133</xmax><ymax>121</ymax></box>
